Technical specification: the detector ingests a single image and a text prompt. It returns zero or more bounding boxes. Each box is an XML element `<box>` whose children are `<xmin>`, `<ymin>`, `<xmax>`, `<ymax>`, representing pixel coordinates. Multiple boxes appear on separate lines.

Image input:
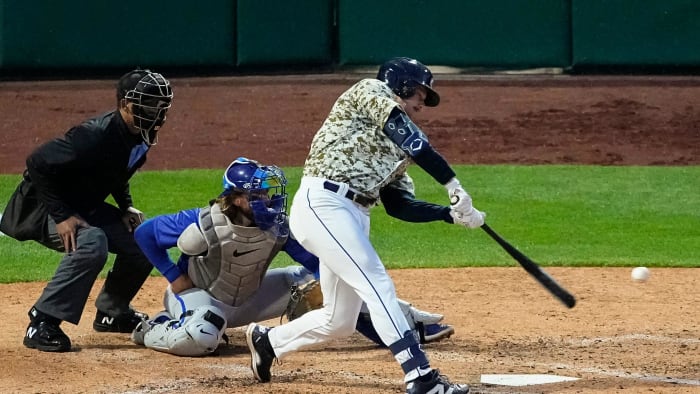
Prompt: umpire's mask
<box><xmin>119</xmin><ymin>69</ymin><xmax>173</xmax><ymax>146</ymax></box>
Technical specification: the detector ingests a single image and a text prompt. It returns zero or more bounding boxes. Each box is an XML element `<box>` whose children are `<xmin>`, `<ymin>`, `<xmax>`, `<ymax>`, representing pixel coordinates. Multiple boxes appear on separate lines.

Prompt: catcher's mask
<box><xmin>376</xmin><ymin>57</ymin><xmax>439</xmax><ymax>107</ymax></box>
<box><xmin>221</xmin><ymin>157</ymin><xmax>288</xmax><ymax>235</ymax></box>
<box><xmin>118</xmin><ymin>68</ymin><xmax>173</xmax><ymax>146</ymax></box>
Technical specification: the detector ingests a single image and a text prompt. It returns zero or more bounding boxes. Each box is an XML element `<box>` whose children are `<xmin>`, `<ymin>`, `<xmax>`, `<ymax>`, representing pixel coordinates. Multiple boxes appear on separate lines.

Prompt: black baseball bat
<box><xmin>481</xmin><ymin>223</ymin><xmax>576</xmax><ymax>308</ymax></box>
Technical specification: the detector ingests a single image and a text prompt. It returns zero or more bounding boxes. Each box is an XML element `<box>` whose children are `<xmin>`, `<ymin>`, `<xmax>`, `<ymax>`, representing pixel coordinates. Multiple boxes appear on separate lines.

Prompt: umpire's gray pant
<box><xmin>34</xmin><ymin>202</ymin><xmax>153</xmax><ymax>325</ymax></box>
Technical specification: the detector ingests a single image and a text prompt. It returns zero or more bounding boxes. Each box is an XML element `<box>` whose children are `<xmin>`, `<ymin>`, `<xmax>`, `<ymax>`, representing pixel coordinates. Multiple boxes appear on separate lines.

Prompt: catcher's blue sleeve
<box><xmin>134</xmin><ymin>208</ymin><xmax>200</xmax><ymax>283</ymax></box>
<box><xmin>283</xmin><ymin>237</ymin><xmax>320</xmax><ymax>278</ymax></box>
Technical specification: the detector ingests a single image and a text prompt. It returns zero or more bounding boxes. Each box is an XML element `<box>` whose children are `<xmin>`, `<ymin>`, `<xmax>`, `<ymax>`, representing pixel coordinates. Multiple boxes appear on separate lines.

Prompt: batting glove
<box><xmin>450</xmin><ymin>206</ymin><xmax>486</xmax><ymax>228</ymax></box>
<box><xmin>121</xmin><ymin>206</ymin><xmax>145</xmax><ymax>232</ymax></box>
<box><xmin>444</xmin><ymin>178</ymin><xmax>474</xmax><ymax>214</ymax></box>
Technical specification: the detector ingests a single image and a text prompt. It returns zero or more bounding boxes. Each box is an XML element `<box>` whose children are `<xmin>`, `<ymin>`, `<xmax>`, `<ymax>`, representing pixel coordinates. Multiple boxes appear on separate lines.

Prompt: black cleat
<box><xmin>93</xmin><ymin>309</ymin><xmax>148</xmax><ymax>333</ymax></box>
<box><xmin>406</xmin><ymin>369</ymin><xmax>469</xmax><ymax>394</ymax></box>
<box><xmin>24</xmin><ymin>320</ymin><xmax>71</xmax><ymax>352</ymax></box>
<box><xmin>245</xmin><ymin>323</ymin><xmax>276</xmax><ymax>383</ymax></box>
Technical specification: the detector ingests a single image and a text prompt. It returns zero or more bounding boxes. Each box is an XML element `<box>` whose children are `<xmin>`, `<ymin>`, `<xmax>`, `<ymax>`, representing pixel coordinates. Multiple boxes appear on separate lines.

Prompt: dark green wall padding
<box><xmin>0</xmin><ymin>0</ymin><xmax>235</xmax><ymax>68</ymax></box>
<box><xmin>336</xmin><ymin>0</ymin><xmax>571</xmax><ymax>68</ymax></box>
<box><xmin>572</xmin><ymin>0</ymin><xmax>700</xmax><ymax>66</ymax></box>
<box><xmin>1</xmin><ymin>0</ymin><xmax>699</xmax><ymax>72</ymax></box>
<box><xmin>236</xmin><ymin>0</ymin><xmax>333</xmax><ymax>66</ymax></box>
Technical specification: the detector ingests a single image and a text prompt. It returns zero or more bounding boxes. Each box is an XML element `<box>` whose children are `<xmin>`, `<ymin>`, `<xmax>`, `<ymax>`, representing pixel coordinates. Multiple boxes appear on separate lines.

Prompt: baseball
<box><xmin>631</xmin><ymin>266</ymin><xmax>650</xmax><ymax>282</ymax></box>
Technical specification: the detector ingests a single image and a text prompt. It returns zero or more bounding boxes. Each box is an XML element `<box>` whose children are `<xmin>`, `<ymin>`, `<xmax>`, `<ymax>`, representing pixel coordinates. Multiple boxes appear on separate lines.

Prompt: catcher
<box><xmin>131</xmin><ymin>157</ymin><xmax>453</xmax><ymax>356</ymax></box>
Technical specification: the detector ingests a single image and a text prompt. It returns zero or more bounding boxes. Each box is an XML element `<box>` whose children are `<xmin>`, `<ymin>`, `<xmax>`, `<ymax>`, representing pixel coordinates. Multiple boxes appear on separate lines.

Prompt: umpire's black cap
<box><xmin>117</xmin><ymin>68</ymin><xmax>152</xmax><ymax>100</ymax></box>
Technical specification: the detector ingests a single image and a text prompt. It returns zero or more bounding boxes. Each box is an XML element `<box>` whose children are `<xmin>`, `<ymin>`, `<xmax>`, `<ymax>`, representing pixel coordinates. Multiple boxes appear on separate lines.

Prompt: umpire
<box><xmin>0</xmin><ymin>68</ymin><xmax>173</xmax><ymax>352</ymax></box>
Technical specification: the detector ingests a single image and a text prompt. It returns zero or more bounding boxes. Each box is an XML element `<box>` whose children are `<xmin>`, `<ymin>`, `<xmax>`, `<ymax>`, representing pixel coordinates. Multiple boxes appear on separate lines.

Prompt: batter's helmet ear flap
<box><xmin>377</xmin><ymin>57</ymin><xmax>440</xmax><ymax>107</ymax></box>
<box><xmin>381</xmin><ymin>68</ymin><xmax>399</xmax><ymax>91</ymax></box>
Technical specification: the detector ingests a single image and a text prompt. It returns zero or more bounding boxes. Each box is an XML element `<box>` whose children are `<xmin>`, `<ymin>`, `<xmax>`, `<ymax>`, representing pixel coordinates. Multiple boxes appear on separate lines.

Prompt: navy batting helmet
<box><xmin>377</xmin><ymin>57</ymin><xmax>440</xmax><ymax>107</ymax></box>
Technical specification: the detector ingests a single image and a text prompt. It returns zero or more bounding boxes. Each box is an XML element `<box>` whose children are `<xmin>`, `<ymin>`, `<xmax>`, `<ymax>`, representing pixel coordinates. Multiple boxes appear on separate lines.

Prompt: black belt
<box><xmin>323</xmin><ymin>181</ymin><xmax>376</xmax><ymax>207</ymax></box>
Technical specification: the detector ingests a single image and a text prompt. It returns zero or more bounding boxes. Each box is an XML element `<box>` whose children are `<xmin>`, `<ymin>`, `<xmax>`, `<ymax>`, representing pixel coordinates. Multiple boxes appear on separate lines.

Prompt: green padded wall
<box><xmin>236</xmin><ymin>0</ymin><xmax>333</xmax><ymax>66</ymax></box>
<box><xmin>0</xmin><ymin>3</ymin><xmax>3</xmax><ymax>66</ymax></box>
<box><xmin>572</xmin><ymin>0</ymin><xmax>700</xmax><ymax>66</ymax></box>
<box><xmin>0</xmin><ymin>0</ymin><xmax>235</xmax><ymax>69</ymax></box>
<box><xmin>337</xmin><ymin>0</ymin><xmax>571</xmax><ymax>68</ymax></box>
<box><xmin>3</xmin><ymin>0</ymin><xmax>698</xmax><ymax>73</ymax></box>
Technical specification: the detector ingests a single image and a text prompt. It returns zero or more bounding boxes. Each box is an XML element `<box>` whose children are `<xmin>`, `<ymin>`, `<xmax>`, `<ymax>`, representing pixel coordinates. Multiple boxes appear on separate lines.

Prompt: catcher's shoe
<box><xmin>24</xmin><ymin>320</ymin><xmax>71</xmax><ymax>352</ymax></box>
<box><xmin>246</xmin><ymin>323</ymin><xmax>275</xmax><ymax>383</ymax></box>
<box><xmin>422</xmin><ymin>323</ymin><xmax>455</xmax><ymax>343</ymax></box>
<box><xmin>408</xmin><ymin>305</ymin><xmax>444</xmax><ymax>325</ymax></box>
<box><xmin>406</xmin><ymin>369</ymin><xmax>469</xmax><ymax>394</ymax></box>
<box><xmin>131</xmin><ymin>310</ymin><xmax>172</xmax><ymax>345</ymax></box>
<box><xmin>93</xmin><ymin>309</ymin><xmax>149</xmax><ymax>333</ymax></box>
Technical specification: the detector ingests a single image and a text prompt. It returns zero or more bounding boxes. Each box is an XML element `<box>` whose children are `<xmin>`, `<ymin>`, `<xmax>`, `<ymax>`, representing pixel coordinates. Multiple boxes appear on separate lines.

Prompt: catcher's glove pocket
<box><xmin>283</xmin><ymin>279</ymin><xmax>323</xmax><ymax>322</ymax></box>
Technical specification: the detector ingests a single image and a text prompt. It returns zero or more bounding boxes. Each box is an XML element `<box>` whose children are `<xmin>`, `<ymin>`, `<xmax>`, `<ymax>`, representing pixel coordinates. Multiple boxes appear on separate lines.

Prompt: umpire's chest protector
<box><xmin>187</xmin><ymin>204</ymin><xmax>287</xmax><ymax>306</ymax></box>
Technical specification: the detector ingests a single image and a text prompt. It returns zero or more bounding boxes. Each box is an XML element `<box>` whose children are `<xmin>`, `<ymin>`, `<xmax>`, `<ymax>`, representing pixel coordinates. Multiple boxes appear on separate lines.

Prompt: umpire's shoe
<box><xmin>93</xmin><ymin>308</ymin><xmax>149</xmax><ymax>333</ymax></box>
<box><xmin>406</xmin><ymin>369</ymin><xmax>469</xmax><ymax>394</ymax></box>
<box><xmin>23</xmin><ymin>307</ymin><xmax>71</xmax><ymax>352</ymax></box>
<box><xmin>245</xmin><ymin>323</ymin><xmax>276</xmax><ymax>383</ymax></box>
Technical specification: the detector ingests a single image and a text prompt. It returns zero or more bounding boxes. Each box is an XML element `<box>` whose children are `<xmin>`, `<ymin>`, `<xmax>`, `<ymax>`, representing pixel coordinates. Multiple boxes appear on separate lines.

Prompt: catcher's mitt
<box><xmin>283</xmin><ymin>279</ymin><xmax>323</xmax><ymax>322</ymax></box>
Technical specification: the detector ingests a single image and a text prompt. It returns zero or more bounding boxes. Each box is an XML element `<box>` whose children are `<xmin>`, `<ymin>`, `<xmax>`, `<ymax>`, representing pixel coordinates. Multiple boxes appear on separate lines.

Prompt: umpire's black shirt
<box><xmin>26</xmin><ymin>111</ymin><xmax>149</xmax><ymax>224</ymax></box>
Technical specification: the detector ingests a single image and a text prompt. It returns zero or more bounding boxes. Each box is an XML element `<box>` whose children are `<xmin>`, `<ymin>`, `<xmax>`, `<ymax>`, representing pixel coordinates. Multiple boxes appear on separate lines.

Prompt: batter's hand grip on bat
<box><xmin>481</xmin><ymin>223</ymin><xmax>576</xmax><ymax>308</ymax></box>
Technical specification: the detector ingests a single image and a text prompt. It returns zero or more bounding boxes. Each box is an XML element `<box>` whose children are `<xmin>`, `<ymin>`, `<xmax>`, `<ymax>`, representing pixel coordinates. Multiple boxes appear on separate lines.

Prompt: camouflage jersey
<box><xmin>303</xmin><ymin>78</ymin><xmax>417</xmax><ymax>200</ymax></box>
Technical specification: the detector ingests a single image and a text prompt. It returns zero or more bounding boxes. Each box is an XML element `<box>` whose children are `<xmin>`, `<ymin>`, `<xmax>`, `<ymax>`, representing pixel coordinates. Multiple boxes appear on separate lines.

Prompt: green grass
<box><xmin>1</xmin><ymin>165</ymin><xmax>698</xmax><ymax>283</ymax></box>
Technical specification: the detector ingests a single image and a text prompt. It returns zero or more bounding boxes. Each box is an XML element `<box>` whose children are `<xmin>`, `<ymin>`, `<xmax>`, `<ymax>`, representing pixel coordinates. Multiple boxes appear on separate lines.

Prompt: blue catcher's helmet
<box><xmin>376</xmin><ymin>57</ymin><xmax>440</xmax><ymax>107</ymax></box>
<box><xmin>222</xmin><ymin>157</ymin><xmax>288</xmax><ymax>235</ymax></box>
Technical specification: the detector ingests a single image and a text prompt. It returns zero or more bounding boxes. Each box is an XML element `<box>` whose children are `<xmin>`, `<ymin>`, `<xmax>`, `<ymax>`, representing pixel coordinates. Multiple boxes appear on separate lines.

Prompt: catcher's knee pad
<box><xmin>144</xmin><ymin>306</ymin><xmax>226</xmax><ymax>357</ymax></box>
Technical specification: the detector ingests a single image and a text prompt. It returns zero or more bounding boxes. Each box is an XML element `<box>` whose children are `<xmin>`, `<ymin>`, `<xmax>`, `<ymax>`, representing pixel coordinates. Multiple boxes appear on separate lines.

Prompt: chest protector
<box><xmin>187</xmin><ymin>204</ymin><xmax>287</xmax><ymax>306</ymax></box>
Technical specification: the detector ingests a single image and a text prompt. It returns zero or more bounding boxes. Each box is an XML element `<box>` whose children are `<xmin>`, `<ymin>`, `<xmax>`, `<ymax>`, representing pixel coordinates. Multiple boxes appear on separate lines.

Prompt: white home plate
<box><xmin>481</xmin><ymin>374</ymin><xmax>579</xmax><ymax>386</ymax></box>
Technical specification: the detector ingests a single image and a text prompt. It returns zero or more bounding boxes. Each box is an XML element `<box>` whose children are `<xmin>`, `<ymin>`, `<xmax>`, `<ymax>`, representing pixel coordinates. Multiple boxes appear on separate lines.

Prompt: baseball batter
<box><xmin>246</xmin><ymin>57</ymin><xmax>483</xmax><ymax>393</ymax></box>
<box><xmin>130</xmin><ymin>157</ymin><xmax>453</xmax><ymax>356</ymax></box>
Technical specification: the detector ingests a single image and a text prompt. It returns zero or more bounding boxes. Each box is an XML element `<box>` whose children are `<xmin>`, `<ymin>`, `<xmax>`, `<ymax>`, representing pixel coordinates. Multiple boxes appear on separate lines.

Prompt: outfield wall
<box><xmin>0</xmin><ymin>0</ymin><xmax>698</xmax><ymax>74</ymax></box>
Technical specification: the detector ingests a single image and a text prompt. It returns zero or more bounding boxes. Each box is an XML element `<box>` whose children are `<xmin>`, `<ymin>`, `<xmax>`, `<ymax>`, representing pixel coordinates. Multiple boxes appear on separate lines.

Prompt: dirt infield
<box><xmin>0</xmin><ymin>74</ymin><xmax>699</xmax><ymax>393</ymax></box>
<box><xmin>1</xmin><ymin>269</ymin><xmax>698</xmax><ymax>394</ymax></box>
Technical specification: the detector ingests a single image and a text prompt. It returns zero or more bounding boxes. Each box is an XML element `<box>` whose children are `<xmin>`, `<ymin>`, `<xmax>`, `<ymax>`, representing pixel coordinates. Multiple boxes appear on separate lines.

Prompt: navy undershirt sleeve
<box><xmin>380</xmin><ymin>185</ymin><xmax>453</xmax><ymax>223</ymax></box>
